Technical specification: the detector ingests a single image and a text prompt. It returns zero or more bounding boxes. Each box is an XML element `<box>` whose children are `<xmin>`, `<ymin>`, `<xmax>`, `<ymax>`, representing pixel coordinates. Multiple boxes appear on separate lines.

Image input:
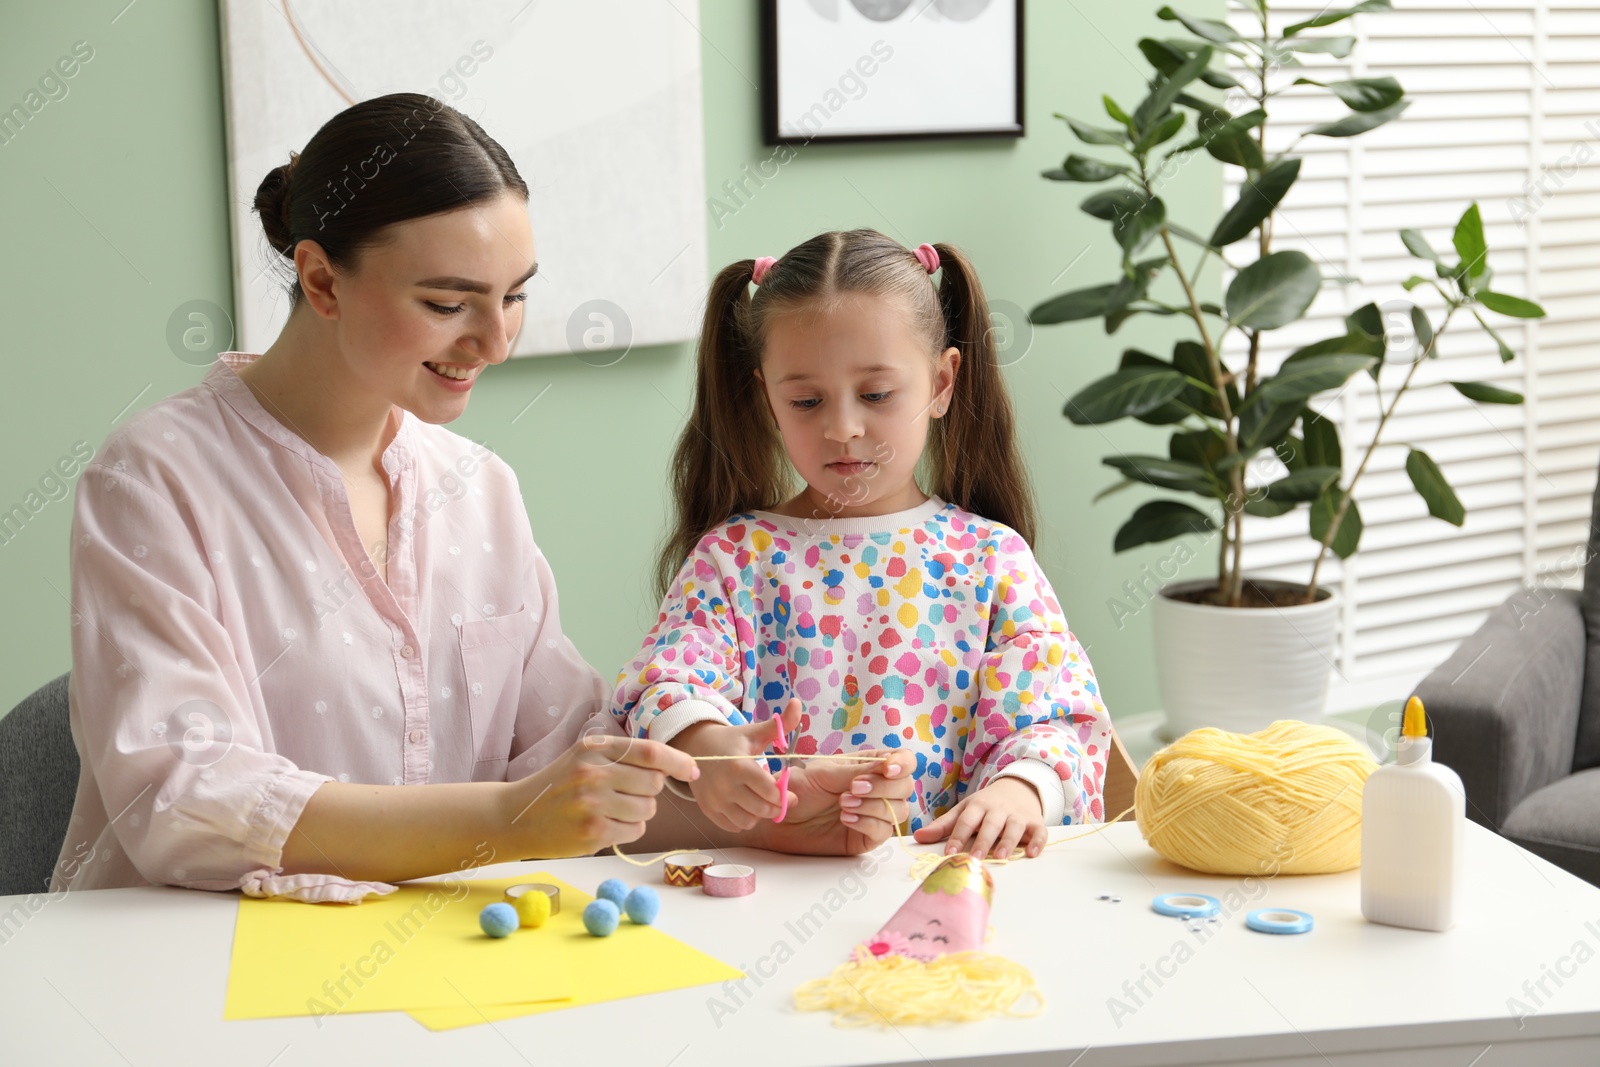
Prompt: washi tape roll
<box><xmin>662</xmin><ymin>852</ymin><xmax>715</xmax><ymax>888</ymax></box>
<box><xmin>1246</xmin><ymin>908</ymin><xmax>1314</xmax><ymax>934</ymax></box>
<box><xmin>701</xmin><ymin>863</ymin><xmax>756</xmax><ymax>897</ymax></box>
<box><xmin>505</xmin><ymin>882</ymin><xmax>561</xmax><ymax>915</ymax></box>
<box><xmin>1151</xmin><ymin>892</ymin><xmax>1221</xmax><ymax>919</ymax></box>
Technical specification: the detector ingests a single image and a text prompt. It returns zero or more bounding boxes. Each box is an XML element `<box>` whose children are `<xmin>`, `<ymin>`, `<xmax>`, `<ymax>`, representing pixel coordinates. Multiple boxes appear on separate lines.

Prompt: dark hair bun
<box><xmin>253</xmin><ymin>152</ymin><xmax>298</xmax><ymax>257</ymax></box>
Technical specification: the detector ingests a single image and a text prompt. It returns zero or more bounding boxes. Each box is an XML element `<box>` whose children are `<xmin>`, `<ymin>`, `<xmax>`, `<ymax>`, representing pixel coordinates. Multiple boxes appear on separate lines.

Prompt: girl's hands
<box><xmin>912</xmin><ymin>777</ymin><xmax>1048</xmax><ymax>860</ymax></box>
<box><xmin>761</xmin><ymin>748</ymin><xmax>914</xmax><ymax>856</ymax></box>
<box><xmin>500</xmin><ymin>732</ymin><xmax>700</xmax><ymax>859</ymax></box>
<box><xmin>669</xmin><ymin>700</ymin><xmax>802</xmax><ymax>833</ymax></box>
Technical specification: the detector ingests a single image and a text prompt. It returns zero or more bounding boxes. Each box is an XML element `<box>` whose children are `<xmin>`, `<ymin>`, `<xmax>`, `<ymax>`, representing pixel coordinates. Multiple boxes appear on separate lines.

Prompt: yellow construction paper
<box><xmin>407</xmin><ymin>874</ymin><xmax>745</xmax><ymax>1031</ymax></box>
<box><xmin>224</xmin><ymin>875</ymin><xmax>573</xmax><ymax>1021</ymax></box>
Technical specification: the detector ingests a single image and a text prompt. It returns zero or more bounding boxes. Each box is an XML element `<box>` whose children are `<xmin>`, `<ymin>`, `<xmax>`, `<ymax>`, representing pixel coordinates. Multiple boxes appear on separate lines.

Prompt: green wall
<box><xmin>0</xmin><ymin>1</ymin><xmax>1220</xmax><ymax>722</ymax></box>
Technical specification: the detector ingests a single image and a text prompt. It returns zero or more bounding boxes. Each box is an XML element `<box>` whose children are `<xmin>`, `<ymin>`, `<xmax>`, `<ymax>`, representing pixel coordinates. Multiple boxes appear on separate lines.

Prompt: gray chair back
<box><xmin>0</xmin><ymin>673</ymin><xmax>77</xmax><ymax>896</ymax></box>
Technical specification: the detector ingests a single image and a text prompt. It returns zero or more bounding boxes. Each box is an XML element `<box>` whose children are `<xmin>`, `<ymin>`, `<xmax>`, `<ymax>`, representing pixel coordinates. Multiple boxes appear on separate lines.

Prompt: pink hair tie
<box><xmin>752</xmin><ymin>256</ymin><xmax>778</xmax><ymax>285</ymax></box>
<box><xmin>914</xmin><ymin>243</ymin><xmax>940</xmax><ymax>275</ymax></box>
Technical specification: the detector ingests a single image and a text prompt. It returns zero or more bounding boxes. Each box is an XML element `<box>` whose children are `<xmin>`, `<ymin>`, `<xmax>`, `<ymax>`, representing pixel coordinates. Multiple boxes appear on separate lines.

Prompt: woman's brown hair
<box><xmin>252</xmin><ymin>91</ymin><xmax>527</xmax><ymax>304</ymax></box>
<box><xmin>654</xmin><ymin>228</ymin><xmax>1037</xmax><ymax>597</ymax></box>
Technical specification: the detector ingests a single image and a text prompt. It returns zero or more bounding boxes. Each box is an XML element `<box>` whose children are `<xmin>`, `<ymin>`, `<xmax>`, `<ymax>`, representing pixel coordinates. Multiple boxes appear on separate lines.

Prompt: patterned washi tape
<box><xmin>505</xmin><ymin>882</ymin><xmax>561</xmax><ymax>915</ymax></box>
<box><xmin>1246</xmin><ymin>908</ymin><xmax>1314</xmax><ymax>934</ymax></box>
<box><xmin>1151</xmin><ymin>892</ymin><xmax>1221</xmax><ymax>919</ymax></box>
<box><xmin>663</xmin><ymin>852</ymin><xmax>715</xmax><ymax>888</ymax></box>
<box><xmin>701</xmin><ymin>863</ymin><xmax>757</xmax><ymax>897</ymax></box>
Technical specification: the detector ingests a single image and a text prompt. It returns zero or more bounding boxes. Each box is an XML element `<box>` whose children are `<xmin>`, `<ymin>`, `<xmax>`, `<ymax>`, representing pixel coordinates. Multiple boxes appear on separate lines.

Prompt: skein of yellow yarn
<box><xmin>1135</xmin><ymin>719</ymin><xmax>1377</xmax><ymax>875</ymax></box>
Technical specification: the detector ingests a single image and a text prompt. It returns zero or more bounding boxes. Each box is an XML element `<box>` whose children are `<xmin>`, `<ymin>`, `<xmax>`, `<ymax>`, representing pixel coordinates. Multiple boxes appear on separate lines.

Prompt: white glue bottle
<box><xmin>1360</xmin><ymin>695</ymin><xmax>1465</xmax><ymax>931</ymax></box>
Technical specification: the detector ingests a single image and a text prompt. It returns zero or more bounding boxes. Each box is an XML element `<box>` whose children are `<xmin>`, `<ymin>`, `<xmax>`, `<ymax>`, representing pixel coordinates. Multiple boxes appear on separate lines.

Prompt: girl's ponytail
<box><xmin>926</xmin><ymin>243</ymin><xmax>1038</xmax><ymax>547</ymax></box>
<box><xmin>654</xmin><ymin>260</ymin><xmax>791</xmax><ymax>597</ymax></box>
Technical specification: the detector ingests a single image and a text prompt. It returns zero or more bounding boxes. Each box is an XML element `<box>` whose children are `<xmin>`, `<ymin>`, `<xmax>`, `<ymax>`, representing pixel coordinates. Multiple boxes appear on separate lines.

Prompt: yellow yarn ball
<box><xmin>1135</xmin><ymin>719</ymin><xmax>1377</xmax><ymax>876</ymax></box>
<box><xmin>513</xmin><ymin>888</ymin><xmax>551</xmax><ymax>928</ymax></box>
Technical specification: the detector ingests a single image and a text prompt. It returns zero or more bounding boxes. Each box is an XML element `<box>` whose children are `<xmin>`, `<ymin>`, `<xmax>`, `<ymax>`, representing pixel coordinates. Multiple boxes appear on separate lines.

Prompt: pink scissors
<box><xmin>772</xmin><ymin>716</ymin><xmax>793</xmax><ymax>823</ymax></box>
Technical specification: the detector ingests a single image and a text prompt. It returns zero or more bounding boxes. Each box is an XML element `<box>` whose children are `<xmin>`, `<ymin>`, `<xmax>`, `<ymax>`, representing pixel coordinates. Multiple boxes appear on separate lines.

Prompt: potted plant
<box><xmin>1030</xmin><ymin>0</ymin><xmax>1546</xmax><ymax>736</ymax></box>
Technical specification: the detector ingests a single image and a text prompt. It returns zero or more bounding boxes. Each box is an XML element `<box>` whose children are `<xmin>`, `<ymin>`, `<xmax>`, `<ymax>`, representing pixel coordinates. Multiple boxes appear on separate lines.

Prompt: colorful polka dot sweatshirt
<box><xmin>611</xmin><ymin>497</ymin><xmax>1112</xmax><ymax>829</ymax></box>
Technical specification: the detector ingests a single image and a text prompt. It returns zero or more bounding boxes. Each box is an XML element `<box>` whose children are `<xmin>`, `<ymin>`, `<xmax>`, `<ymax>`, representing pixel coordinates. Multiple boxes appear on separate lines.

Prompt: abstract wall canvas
<box><xmin>220</xmin><ymin>0</ymin><xmax>708</xmax><ymax>358</ymax></box>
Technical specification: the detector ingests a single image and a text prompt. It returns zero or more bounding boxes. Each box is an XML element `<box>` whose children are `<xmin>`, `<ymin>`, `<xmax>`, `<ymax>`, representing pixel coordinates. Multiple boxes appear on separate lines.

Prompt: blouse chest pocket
<box><xmin>457</xmin><ymin>605</ymin><xmax>532</xmax><ymax>781</ymax></box>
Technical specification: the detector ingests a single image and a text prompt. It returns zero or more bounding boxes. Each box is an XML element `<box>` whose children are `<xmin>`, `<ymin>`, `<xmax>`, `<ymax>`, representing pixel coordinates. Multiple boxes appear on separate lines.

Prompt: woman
<box><xmin>52</xmin><ymin>93</ymin><xmax>910</xmax><ymax>901</ymax></box>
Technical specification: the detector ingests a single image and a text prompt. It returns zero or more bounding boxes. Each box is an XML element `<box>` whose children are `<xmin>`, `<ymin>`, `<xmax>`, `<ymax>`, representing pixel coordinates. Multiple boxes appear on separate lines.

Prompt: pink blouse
<box><xmin>51</xmin><ymin>352</ymin><xmax>617</xmax><ymax>898</ymax></box>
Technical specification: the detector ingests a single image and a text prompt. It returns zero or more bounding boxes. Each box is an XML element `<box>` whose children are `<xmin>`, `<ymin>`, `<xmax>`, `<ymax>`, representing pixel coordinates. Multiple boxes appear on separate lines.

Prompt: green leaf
<box><xmin>1210</xmin><ymin>158</ymin><xmax>1301</xmax><ymax>247</ymax></box>
<box><xmin>1310</xmin><ymin>485</ymin><xmax>1362</xmax><ymax>558</ymax></box>
<box><xmin>1105</xmin><ymin>258</ymin><xmax>1162</xmax><ymax>315</ymax></box>
<box><xmin>1239</xmin><ymin>397</ymin><xmax>1304</xmax><ymax>453</ymax></box>
<box><xmin>1409</xmin><ymin>306</ymin><xmax>1437</xmax><ymax>358</ymax></box>
<box><xmin>1294</xmin><ymin>76</ymin><xmax>1404</xmax><ymax>112</ymax></box>
<box><xmin>1113</xmin><ymin>500</ymin><xmax>1218</xmax><ymax>552</ymax></box>
<box><xmin>1102</xmin><ymin>454</ymin><xmax>1216</xmax><ymax>494</ymax></box>
<box><xmin>1307</xmin><ymin>98</ymin><xmax>1410</xmax><ymax>137</ymax></box>
<box><xmin>1284</xmin><ymin>0</ymin><xmax>1391</xmax><ymax>36</ymax></box>
<box><xmin>1244</xmin><ymin>496</ymin><xmax>1297</xmax><ymax>518</ymax></box>
<box><xmin>1137</xmin><ymin>37</ymin><xmax>1240</xmax><ymax>90</ymax></box>
<box><xmin>1265</xmin><ymin>466</ymin><xmax>1341</xmax><ymax>503</ymax></box>
<box><xmin>1093</xmin><ymin>479</ymin><xmax>1136</xmax><ymax>504</ymax></box>
<box><xmin>1400</xmin><ymin>229</ymin><xmax>1440</xmax><ymax>264</ymax></box>
<box><xmin>1283</xmin><ymin>35</ymin><xmax>1355</xmax><ymax>57</ymax></box>
<box><xmin>1061</xmin><ymin>116</ymin><xmax>1128</xmax><ymax>146</ymax></box>
<box><xmin>1043</xmin><ymin>155</ymin><xmax>1133</xmax><ymax>182</ymax></box>
<box><xmin>1450</xmin><ymin>380</ymin><xmax>1524</xmax><ymax>405</ymax></box>
<box><xmin>1156</xmin><ymin>6</ymin><xmax>1243</xmax><ymax>43</ymax></box>
<box><xmin>1406</xmin><ymin>449</ymin><xmax>1465</xmax><ymax>526</ymax></box>
<box><xmin>1134</xmin><ymin>112</ymin><xmax>1188</xmax><ymax>155</ymax></box>
<box><xmin>1064</xmin><ymin>366</ymin><xmax>1188</xmax><ymax>424</ymax></box>
<box><xmin>1225</xmin><ymin>250</ymin><xmax>1323</xmax><ymax>330</ymax></box>
<box><xmin>1031</xmin><ymin>284</ymin><xmax>1117</xmax><ymax>324</ymax></box>
<box><xmin>1081</xmin><ymin>189</ymin><xmax>1146</xmax><ymax>220</ymax></box>
<box><xmin>1452</xmin><ymin>203</ymin><xmax>1488</xmax><ymax>280</ymax></box>
<box><xmin>1103</xmin><ymin>94</ymin><xmax>1136</xmax><ymax>132</ymax></box>
<box><xmin>1170</xmin><ymin>427</ymin><xmax>1227</xmax><ymax>469</ymax></box>
<box><xmin>1471</xmin><ymin>308</ymin><xmax>1517</xmax><ymax>362</ymax></box>
<box><xmin>1133</xmin><ymin>44</ymin><xmax>1215</xmax><ymax>132</ymax></box>
<box><xmin>1255</xmin><ymin>354</ymin><xmax>1378</xmax><ymax>404</ymax></box>
<box><xmin>1114</xmin><ymin>196</ymin><xmax>1167</xmax><ymax>256</ymax></box>
<box><xmin>1303</xmin><ymin>409</ymin><xmax>1342</xmax><ymax>471</ymax></box>
<box><xmin>1478</xmin><ymin>291</ymin><xmax>1547</xmax><ymax>318</ymax></box>
<box><xmin>1180</xmin><ymin>107</ymin><xmax>1267</xmax><ymax>169</ymax></box>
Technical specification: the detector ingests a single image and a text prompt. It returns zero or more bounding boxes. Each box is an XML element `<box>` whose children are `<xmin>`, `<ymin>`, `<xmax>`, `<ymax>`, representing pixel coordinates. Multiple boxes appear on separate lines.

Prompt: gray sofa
<box><xmin>1412</xmin><ymin>475</ymin><xmax>1600</xmax><ymax>887</ymax></box>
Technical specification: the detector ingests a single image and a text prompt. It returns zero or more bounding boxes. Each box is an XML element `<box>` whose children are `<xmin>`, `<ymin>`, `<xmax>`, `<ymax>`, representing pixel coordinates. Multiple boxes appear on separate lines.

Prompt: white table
<box><xmin>3</xmin><ymin>823</ymin><xmax>1598</xmax><ymax>1066</ymax></box>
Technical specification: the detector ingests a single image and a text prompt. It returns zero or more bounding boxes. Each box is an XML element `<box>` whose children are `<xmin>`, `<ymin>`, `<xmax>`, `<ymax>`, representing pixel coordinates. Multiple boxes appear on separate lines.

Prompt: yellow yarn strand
<box><xmin>793</xmin><ymin>949</ymin><xmax>1044</xmax><ymax>1027</ymax></box>
<box><xmin>1134</xmin><ymin>719</ymin><xmax>1377</xmax><ymax>875</ymax></box>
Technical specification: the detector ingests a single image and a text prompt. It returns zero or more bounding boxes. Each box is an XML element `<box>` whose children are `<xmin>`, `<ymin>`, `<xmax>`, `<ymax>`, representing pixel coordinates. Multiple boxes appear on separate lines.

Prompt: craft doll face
<box><xmin>757</xmin><ymin>292</ymin><xmax>958</xmax><ymax>519</ymax></box>
<box><xmin>867</xmin><ymin>854</ymin><xmax>992</xmax><ymax>961</ymax></box>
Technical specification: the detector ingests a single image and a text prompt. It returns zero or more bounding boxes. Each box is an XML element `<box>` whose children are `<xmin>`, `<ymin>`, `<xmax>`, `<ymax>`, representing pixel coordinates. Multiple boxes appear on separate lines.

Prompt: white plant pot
<box><xmin>1152</xmin><ymin>578</ymin><xmax>1339</xmax><ymax>740</ymax></box>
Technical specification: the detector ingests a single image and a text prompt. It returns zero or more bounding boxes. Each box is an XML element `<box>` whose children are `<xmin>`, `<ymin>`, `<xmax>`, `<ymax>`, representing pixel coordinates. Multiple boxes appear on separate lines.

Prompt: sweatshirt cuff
<box><xmin>995</xmin><ymin>758</ymin><xmax>1068</xmax><ymax>826</ymax></box>
<box><xmin>644</xmin><ymin>698</ymin><xmax>732</xmax><ymax>746</ymax></box>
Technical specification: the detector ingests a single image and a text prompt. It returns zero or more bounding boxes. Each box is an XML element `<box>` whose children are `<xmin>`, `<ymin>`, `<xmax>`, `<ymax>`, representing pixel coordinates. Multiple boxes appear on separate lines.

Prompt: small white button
<box><xmin>400</xmin><ymin>644</ymin><xmax>414</xmax><ymax>658</ymax></box>
<box><xmin>409</xmin><ymin>729</ymin><xmax>425</xmax><ymax>743</ymax></box>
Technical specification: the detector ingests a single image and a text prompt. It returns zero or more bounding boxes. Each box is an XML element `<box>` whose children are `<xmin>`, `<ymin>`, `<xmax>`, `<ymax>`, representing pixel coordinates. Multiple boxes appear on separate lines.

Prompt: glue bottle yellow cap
<box><xmin>1402</xmin><ymin>695</ymin><xmax>1427</xmax><ymax>739</ymax></box>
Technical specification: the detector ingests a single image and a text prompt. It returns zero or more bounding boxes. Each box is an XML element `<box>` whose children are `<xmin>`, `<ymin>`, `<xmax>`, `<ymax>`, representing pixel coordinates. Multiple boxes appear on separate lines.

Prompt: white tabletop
<box><xmin>3</xmin><ymin>822</ymin><xmax>1598</xmax><ymax>1066</ymax></box>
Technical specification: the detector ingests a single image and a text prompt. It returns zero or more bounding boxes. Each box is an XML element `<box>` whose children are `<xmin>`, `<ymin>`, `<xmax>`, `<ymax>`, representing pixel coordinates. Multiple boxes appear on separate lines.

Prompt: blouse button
<box><xmin>409</xmin><ymin>729</ymin><xmax>425</xmax><ymax>743</ymax></box>
<box><xmin>400</xmin><ymin>644</ymin><xmax>414</xmax><ymax>658</ymax></box>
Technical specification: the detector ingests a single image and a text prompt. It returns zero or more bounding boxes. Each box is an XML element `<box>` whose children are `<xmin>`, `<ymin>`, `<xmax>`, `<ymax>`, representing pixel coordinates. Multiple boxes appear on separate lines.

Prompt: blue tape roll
<box><xmin>1151</xmin><ymin>893</ymin><xmax>1221</xmax><ymax>919</ymax></box>
<box><xmin>1246</xmin><ymin>908</ymin><xmax>1314</xmax><ymax>935</ymax></box>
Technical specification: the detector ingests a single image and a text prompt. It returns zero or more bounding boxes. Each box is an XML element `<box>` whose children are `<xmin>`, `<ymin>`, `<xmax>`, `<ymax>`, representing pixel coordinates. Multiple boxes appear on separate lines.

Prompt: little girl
<box><xmin>612</xmin><ymin>229</ymin><xmax>1110</xmax><ymax>861</ymax></box>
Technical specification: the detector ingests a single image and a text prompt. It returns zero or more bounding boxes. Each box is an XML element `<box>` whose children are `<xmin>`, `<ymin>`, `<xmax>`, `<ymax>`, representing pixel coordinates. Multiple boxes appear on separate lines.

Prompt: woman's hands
<box><xmin>912</xmin><ymin>777</ymin><xmax>1047</xmax><ymax>860</ymax></box>
<box><xmin>499</xmin><ymin>732</ymin><xmax>701</xmax><ymax>858</ymax></box>
<box><xmin>758</xmin><ymin>748</ymin><xmax>915</xmax><ymax>856</ymax></box>
<box><xmin>668</xmin><ymin>700</ymin><xmax>802</xmax><ymax>832</ymax></box>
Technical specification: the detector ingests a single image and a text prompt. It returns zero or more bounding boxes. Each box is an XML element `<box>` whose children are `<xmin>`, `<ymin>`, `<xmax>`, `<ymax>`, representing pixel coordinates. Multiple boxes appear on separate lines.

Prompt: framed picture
<box><xmin>761</xmin><ymin>0</ymin><xmax>1024</xmax><ymax>145</ymax></box>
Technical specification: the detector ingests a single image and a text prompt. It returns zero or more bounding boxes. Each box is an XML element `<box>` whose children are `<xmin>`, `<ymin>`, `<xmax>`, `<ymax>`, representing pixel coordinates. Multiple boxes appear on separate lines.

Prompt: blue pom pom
<box><xmin>596</xmin><ymin>878</ymin><xmax>629</xmax><ymax>908</ymax></box>
<box><xmin>583</xmin><ymin>898</ymin><xmax>621</xmax><ymax>937</ymax></box>
<box><xmin>624</xmin><ymin>886</ymin><xmax>661</xmax><ymax>925</ymax></box>
<box><xmin>479</xmin><ymin>902</ymin><xmax>518</xmax><ymax>938</ymax></box>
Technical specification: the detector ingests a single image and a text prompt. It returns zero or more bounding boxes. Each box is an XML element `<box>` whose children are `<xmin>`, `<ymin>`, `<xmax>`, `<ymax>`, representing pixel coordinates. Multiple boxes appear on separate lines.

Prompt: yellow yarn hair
<box><xmin>793</xmin><ymin>947</ymin><xmax>1043</xmax><ymax>1027</ymax></box>
<box><xmin>1135</xmin><ymin>719</ymin><xmax>1376</xmax><ymax>875</ymax></box>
